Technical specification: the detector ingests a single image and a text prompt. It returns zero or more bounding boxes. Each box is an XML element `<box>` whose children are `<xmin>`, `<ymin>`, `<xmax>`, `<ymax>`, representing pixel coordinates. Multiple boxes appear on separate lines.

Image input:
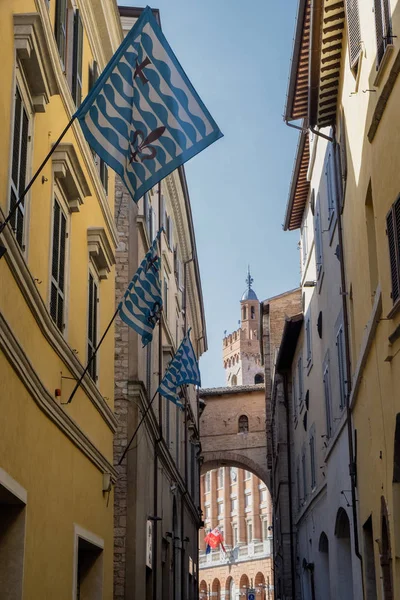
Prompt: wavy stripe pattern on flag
<box><xmin>158</xmin><ymin>330</ymin><xmax>201</xmax><ymax>407</ymax></box>
<box><xmin>75</xmin><ymin>6</ymin><xmax>222</xmax><ymax>203</ymax></box>
<box><xmin>119</xmin><ymin>229</ymin><xmax>162</xmax><ymax>346</ymax></box>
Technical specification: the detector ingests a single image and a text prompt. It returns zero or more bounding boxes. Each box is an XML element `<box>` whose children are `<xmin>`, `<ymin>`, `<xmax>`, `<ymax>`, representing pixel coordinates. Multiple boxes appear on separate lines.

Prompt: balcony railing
<box><xmin>199</xmin><ymin>539</ymin><xmax>272</xmax><ymax>568</ymax></box>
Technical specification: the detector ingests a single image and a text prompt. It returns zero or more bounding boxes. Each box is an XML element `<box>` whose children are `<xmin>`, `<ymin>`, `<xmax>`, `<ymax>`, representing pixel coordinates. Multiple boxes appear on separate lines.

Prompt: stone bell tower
<box><xmin>222</xmin><ymin>268</ymin><xmax>264</xmax><ymax>386</ymax></box>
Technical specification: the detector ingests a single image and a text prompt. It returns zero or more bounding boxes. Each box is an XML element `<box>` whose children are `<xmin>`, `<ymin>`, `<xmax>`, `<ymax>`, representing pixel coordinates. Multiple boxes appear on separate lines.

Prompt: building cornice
<box><xmin>0</xmin><ymin>212</ymin><xmax>118</xmax><ymax>432</ymax></box>
<box><xmin>0</xmin><ymin>313</ymin><xmax>117</xmax><ymax>482</ymax></box>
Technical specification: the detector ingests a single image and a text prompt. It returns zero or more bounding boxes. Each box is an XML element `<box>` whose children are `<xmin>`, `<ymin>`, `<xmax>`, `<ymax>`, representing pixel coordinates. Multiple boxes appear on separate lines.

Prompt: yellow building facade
<box><xmin>0</xmin><ymin>0</ymin><xmax>122</xmax><ymax>597</ymax></box>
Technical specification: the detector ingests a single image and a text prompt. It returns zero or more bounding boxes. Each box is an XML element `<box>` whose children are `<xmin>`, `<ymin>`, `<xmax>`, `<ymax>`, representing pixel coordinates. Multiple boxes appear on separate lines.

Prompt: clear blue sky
<box><xmin>119</xmin><ymin>0</ymin><xmax>301</xmax><ymax>387</ymax></box>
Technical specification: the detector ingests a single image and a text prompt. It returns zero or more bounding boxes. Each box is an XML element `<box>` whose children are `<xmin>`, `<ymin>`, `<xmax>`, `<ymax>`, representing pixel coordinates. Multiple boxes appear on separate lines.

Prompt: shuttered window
<box><xmin>167</xmin><ymin>216</ymin><xmax>173</xmax><ymax>249</ymax></box>
<box><xmin>55</xmin><ymin>0</ymin><xmax>67</xmax><ymax>68</ymax></box>
<box><xmin>297</xmin><ymin>356</ymin><xmax>303</xmax><ymax>405</ymax></box>
<box><xmin>10</xmin><ymin>87</ymin><xmax>30</xmax><ymax>250</ymax></box>
<box><xmin>310</xmin><ymin>434</ymin><xmax>316</xmax><ymax>489</ymax></box>
<box><xmin>314</xmin><ymin>198</ymin><xmax>323</xmax><ymax>277</ymax></box>
<box><xmin>163</xmin><ymin>276</ymin><xmax>168</xmax><ymax>317</ymax></box>
<box><xmin>88</xmin><ymin>61</ymin><xmax>109</xmax><ymax>192</ymax></box>
<box><xmin>292</xmin><ymin>374</ymin><xmax>297</xmax><ymax>421</ymax></box>
<box><xmin>302</xmin><ymin>450</ymin><xmax>307</xmax><ymax>500</ymax></box>
<box><xmin>374</xmin><ymin>0</ymin><xmax>392</xmax><ymax>66</ymax></box>
<box><xmin>50</xmin><ymin>200</ymin><xmax>67</xmax><ymax>331</ymax></box>
<box><xmin>323</xmin><ymin>364</ymin><xmax>332</xmax><ymax>437</ymax></box>
<box><xmin>345</xmin><ymin>0</ymin><xmax>361</xmax><ymax>69</ymax></box>
<box><xmin>336</xmin><ymin>325</ymin><xmax>347</xmax><ymax>409</ymax></box>
<box><xmin>87</xmin><ymin>273</ymin><xmax>98</xmax><ymax>380</ymax></box>
<box><xmin>386</xmin><ymin>197</ymin><xmax>400</xmax><ymax>304</ymax></box>
<box><xmin>72</xmin><ymin>10</ymin><xmax>83</xmax><ymax>106</ymax></box>
<box><xmin>326</xmin><ymin>152</ymin><xmax>336</xmax><ymax>222</ymax></box>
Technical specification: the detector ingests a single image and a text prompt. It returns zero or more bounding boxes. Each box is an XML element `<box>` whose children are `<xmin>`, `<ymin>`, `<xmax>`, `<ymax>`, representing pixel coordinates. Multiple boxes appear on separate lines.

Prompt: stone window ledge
<box><xmin>88</xmin><ymin>228</ymin><xmax>115</xmax><ymax>280</ymax></box>
<box><xmin>53</xmin><ymin>143</ymin><xmax>91</xmax><ymax>212</ymax></box>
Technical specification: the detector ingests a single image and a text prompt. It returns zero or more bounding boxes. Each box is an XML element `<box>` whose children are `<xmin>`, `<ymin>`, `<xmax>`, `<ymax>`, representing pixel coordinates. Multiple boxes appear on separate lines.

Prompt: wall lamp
<box><xmin>304</xmin><ymin>280</ymin><xmax>317</xmax><ymax>288</ymax></box>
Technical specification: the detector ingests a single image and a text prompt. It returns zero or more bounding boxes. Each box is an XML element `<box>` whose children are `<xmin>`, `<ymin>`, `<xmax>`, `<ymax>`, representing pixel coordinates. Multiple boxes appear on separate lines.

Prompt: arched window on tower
<box><xmin>251</xmin><ymin>306</ymin><xmax>255</xmax><ymax>319</ymax></box>
<box><xmin>231</xmin><ymin>374</ymin><xmax>237</xmax><ymax>387</ymax></box>
<box><xmin>238</xmin><ymin>415</ymin><xmax>249</xmax><ymax>433</ymax></box>
<box><xmin>255</xmin><ymin>373</ymin><xmax>264</xmax><ymax>384</ymax></box>
<box><xmin>243</xmin><ymin>306</ymin><xmax>247</xmax><ymax>320</ymax></box>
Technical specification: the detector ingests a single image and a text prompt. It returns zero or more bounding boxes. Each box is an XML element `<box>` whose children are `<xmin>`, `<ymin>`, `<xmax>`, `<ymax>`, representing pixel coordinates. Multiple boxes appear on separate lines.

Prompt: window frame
<box><xmin>374</xmin><ymin>0</ymin><xmax>392</xmax><ymax>67</ymax></box>
<box><xmin>297</xmin><ymin>355</ymin><xmax>304</xmax><ymax>409</ymax></box>
<box><xmin>49</xmin><ymin>187</ymin><xmax>70</xmax><ymax>334</ymax></box>
<box><xmin>305</xmin><ymin>309</ymin><xmax>312</xmax><ymax>368</ymax></box>
<box><xmin>87</xmin><ymin>266</ymin><xmax>100</xmax><ymax>382</ymax></box>
<box><xmin>323</xmin><ymin>358</ymin><xmax>332</xmax><ymax>438</ymax></box>
<box><xmin>314</xmin><ymin>194</ymin><xmax>324</xmax><ymax>280</ymax></box>
<box><xmin>325</xmin><ymin>149</ymin><xmax>337</xmax><ymax>225</ymax></box>
<box><xmin>71</xmin><ymin>9</ymin><xmax>83</xmax><ymax>106</ymax></box>
<box><xmin>336</xmin><ymin>324</ymin><xmax>347</xmax><ymax>410</ymax></box>
<box><xmin>9</xmin><ymin>76</ymin><xmax>33</xmax><ymax>253</ymax></box>
<box><xmin>205</xmin><ymin>472</ymin><xmax>211</xmax><ymax>493</ymax></box>
<box><xmin>386</xmin><ymin>196</ymin><xmax>400</xmax><ymax>306</ymax></box>
<box><xmin>345</xmin><ymin>0</ymin><xmax>362</xmax><ymax>71</ymax></box>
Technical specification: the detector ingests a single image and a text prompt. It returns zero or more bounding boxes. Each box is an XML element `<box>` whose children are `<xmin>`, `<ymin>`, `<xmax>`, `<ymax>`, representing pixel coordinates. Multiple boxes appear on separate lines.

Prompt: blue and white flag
<box><xmin>119</xmin><ymin>229</ymin><xmax>162</xmax><ymax>346</ymax></box>
<box><xmin>75</xmin><ymin>6</ymin><xmax>222</xmax><ymax>203</ymax></box>
<box><xmin>158</xmin><ymin>330</ymin><xmax>201</xmax><ymax>407</ymax></box>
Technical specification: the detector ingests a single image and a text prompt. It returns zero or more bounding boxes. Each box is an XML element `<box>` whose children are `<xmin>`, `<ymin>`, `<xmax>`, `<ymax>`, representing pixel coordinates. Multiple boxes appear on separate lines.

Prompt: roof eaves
<box><xmin>276</xmin><ymin>313</ymin><xmax>304</xmax><ymax>372</ymax></box>
<box><xmin>283</xmin><ymin>128</ymin><xmax>310</xmax><ymax>231</ymax></box>
<box><xmin>284</xmin><ymin>0</ymin><xmax>311</xmax><ymax>122</ymax></box>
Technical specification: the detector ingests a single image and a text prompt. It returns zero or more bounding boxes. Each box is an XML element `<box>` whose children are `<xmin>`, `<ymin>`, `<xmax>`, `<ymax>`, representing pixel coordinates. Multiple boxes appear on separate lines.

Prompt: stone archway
<box><xmin>201</xmin><ymin>452</ymin><xmax>269</xmax><ymax>489</ymax></box>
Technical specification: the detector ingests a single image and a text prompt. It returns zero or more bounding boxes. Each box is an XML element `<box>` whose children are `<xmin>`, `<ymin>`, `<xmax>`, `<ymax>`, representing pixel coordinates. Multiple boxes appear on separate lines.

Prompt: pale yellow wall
<box><xmin>339</xmin><ymin>0</ymin><xmax>400</xmax><ymax>596</ymax></box>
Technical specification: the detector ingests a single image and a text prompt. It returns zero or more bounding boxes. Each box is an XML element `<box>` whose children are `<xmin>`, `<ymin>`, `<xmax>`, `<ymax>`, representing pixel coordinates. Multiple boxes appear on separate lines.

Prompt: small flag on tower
<box><xmin>119</xmin><ymin>229</ymin><xmax>162</xmax><ymax>346</ymax></box>
<box><xmin>74</xmin><ymin>6</ymin><xmax>222</xmax><ymax>203</ymax></box>
<box><xmin>158</xmin><ymin>330</ymin><xmax>201</xmax><ymax>407</ymax></box>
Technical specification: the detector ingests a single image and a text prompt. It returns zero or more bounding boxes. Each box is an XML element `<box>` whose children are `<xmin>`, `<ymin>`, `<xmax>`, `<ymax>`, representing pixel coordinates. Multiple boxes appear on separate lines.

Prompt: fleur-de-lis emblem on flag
<box><xmin>130</xmin><ymin>127</ymin><xmax>166</xmax><ymax>164</ymax></box>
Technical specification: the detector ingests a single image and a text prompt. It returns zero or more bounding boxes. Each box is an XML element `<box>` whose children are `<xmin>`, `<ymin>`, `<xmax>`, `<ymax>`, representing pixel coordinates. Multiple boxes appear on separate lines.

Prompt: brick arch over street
<box><xmin>199</xmin><ymin>385</ymin><xmax>269</xmax><ymax>488</ymax></box>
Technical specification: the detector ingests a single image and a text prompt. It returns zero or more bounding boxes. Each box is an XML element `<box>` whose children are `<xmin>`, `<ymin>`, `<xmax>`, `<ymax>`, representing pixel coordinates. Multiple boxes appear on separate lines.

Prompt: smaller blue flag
<box><xmin>158</xmin><ymin>329</ymin><xmax>201</xmax><ymax>407</ymax></box>
<box><xmin>119</xmin><ymin>229</ymin><xmax>162</xmax><ymax>346</ymax></box>
<box><xmin>205</xmin><ymin>544</ymin><xmax>211</xmax><ymax>555</ymax></box>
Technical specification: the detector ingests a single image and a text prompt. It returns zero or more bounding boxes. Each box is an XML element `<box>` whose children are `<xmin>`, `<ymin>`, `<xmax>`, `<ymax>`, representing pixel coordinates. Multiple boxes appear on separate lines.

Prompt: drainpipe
<box><xmin>332</xmin><ymin>134</ymin><xmax>364</xmax><ymax>579</ymax></box>
<box><xmin>283</xmin><ymin>373</ymin><xmax>296</xmax><ymax>600</ymax></box>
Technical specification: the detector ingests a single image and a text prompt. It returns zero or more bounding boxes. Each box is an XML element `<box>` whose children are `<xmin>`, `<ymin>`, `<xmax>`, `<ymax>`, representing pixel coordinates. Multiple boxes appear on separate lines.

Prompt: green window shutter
<box><xmin>72</xmin><ymin>10</ymin><xmax>84</xmax><ymax>106</ymax></box>
<box><xmin>55</xmin><ymin>0</ymin><xmax>67</xmax><ymax>67</ymax></box>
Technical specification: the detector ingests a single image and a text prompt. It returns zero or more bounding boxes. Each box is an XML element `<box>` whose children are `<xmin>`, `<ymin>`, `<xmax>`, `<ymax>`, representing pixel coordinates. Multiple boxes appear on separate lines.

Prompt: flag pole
<box><xmin>0</xmin><ymin>116</ymin><xmax>76</xmax><ymax>237</ymax></box>
<box><xmin>118</xmin><ymin>388</ymin><xmax>159</xmax><ymax>465</ymax></box>
<box><xmin>65</xmin><ymin>304</ymin><xmax>119</xmax><ymax>404</ymax></box>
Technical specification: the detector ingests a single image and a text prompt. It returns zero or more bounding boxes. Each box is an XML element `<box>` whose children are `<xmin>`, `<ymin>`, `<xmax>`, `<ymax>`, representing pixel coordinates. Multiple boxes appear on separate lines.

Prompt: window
<box><xmin>10</xmin><ymin>86</ymin><xmax>30</xmax><ymax>250</ymax></box>
<box><xmin>231</xmin><ymin>497</ymin><xmax>237</xmax><ymax>512</ymax></box>
<box><xmin>217</xmin><ymin>502</ymin><xmax>223</xmax><ymax>516</ymax></box>
<box><xmin>292</xmin><ymin>374</ymin><xmax>297</xmax><ymax>421</ymax></box>
<box><xmin>374</xmin><ymin>0</ymin><xmax>392</xmax><ymax>66</ymax></box>
<box><xmin>238</xmin><ymin>415</ymin><xmax>249</xmax><ymax>433</ymax></box>
<box><xmin>55</xmin><ymin>0</ymin><xmax>67</xmax><ymax>68</ymax></box>
<box><xmin>242</xmin><ymin>306</ymin><xmax>247</xmax><ymax>320</ymax></box>
<box><xmin>314</xmin><ymin>197</ymin><xmax>323</xmax><ymax>277</ymax></box>
<box><xmin>205</xmin><ymin>506</ymin><xmax>210</xmax><ymax>520</ymax></box>
<box><xmin>310</xmin><ymin>434</ymin><xmax>316</xmax><ymax>489</ymax></box>
<box><xmin>167</xmin><ymin>215</ymin><xmax>173</xmax><ymax>249</ymax></box>
<box><xmin>230</xmin><ymin>467</ymin><xmax>238</xmax><ymax>482</ymax></box>
<box><xmin>254</xmin><ymin>373</ymin><xmax>264</xmax><ymax>384</ymax></box>
<box><xmin>251</xmin><ymin>306</ymin><xmax>255</xmax><ymax>319</ymax></box>
<box><xmin>323</xmin><ymin>362</ymin><xmax>332</xmax><ymax>438</ymax></box>
<box><xmin>262</xmin><ymin>520</ymin><xmax>269</xmax><ymax>540</ymax></box>
<box><xmin>244</xmin><ymin>470</ymin><xmax>251</xmax><ymax>481</ymax></box>
<box><xmin>301</xmin><ymin>223</ymin><xmax>308</xmax><ymax>265</ymax></box>
<box><xmin>88</xmin><ymin>62</ymin><xmax>109</xmax><ymax>193</ymax></box>
<box><xmin>247</xmin><ymin>522</ymin><xmax>253</xmax><ymax>543</ymax></box>
<box><xmin>176</xmin><ymin>405</ymin><xmax>180</xmax><ymax>470</ymax></box>
<box><xmin>50</xmin><ymin>199</ymin><xmax>67</xmax><ymax>331</ymax></box>
<box><xmin>75</xmin><ymin>531</ymin><xmax>104</xmax><ymax>599</ymax></box>
<box><xmin>326</xmin><ymin>150</ymin><xmax>336</xmax><ymax>222</ymax></box>
<box><xmin>163</xmin><ymin>276</ymin><xmax>168</xmax><ymax>318</ymax></box>
<box><xmin>366</xmin><ymin>183</ymin><xmax>379</xmax><ymax>299</ymax></box>
<box><xmin>297</xmin><ymin>356</ymin><xmax>303</xmax><ymax>406</ymax></box>
<box><xmin>302</xmin><ymin>450</ymin><xmax>307</xmax><ymax>501</ymax></box>
<box><xmin>306</xmin><ymin>311</ymin><xmax>312</xmax><ymax>366</ymax></box>
<box><xmin>336</xmin><ymin>325</ymin><xmax>347</xmax><ymax>409</ymax></box>
<box><xmin>386</xmin><ymin>197</ymin><xmax>400</xmax><ymax>304</ymax></box>
<box><xmin>71</xmin><ymin>10</ymin><xmax>83</xmax><ymax>106</ymax></box>
<box><xmin>296</xmin><ymin>466</ymin><xmax>301</xmax><ymax>509</ymax></box>
<box><xmin>231</xmin><ymin>374</ymin><xmax>237</xmax><ymax>387</ymax></box>
<box><xmin>205</xmin><ymin>472</ymin><xmax>211</xmax><ymax>493</ymax></box>
<box><xmin>345</xmin><ymin>0</ymin><xmax>361</xmax><ymax>69</ymax></box>
<box><xmin>245</xmin><ymin>494</ymin><xmax>252</xmax><ymax>508</ymax></box>
<box><xmin>87</xmin><ymin>272</ymin><xmax>98</xmax><ymax>381</ymax></box>
<box><xmin>232</xmin><ymin>524</ymin><xmax>238</xmax><ymax>547</ymax></box>
<box><xmin>218</xmin><ymin>468</ymin><xmax>224</xmax><ymax>489</ymax></box>
<box><xmin>260</xmin><ymin>488</ymin><xmax>267</xmax><ymax>503</ymax></box>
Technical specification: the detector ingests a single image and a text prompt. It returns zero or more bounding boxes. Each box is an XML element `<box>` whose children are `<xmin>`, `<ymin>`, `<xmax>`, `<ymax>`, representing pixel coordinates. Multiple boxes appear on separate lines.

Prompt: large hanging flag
<box><xmin>75</xmin><ymin>6</ymin><xmax>222</xmax><ymax>203</ymax></box>
<box><xmin>158</xmin><ymin>330</ymin><xmax>201</xmax><ymax>407</ymax></box>
<box><xmin>119</xmin><ymin>229</ymin><xmax>162</xmax><ymax>346</ymax></box>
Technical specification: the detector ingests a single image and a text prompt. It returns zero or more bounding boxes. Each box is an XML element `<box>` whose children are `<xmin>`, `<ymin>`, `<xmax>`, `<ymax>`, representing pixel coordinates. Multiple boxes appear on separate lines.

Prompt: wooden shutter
<box><xmin>336</xmin><ymin>326</ymin><xmax>346</xmax><ymax>409</ymax></box>
<box><xmin>374</xmin><ymin>0</ymin><xmax>392</xmax><ymax>65</ymax></box>
<box><xmin>72</xmin><ymin>10</ymin><xmax>83</xmax><ymax>106</ymax></box>
<box><xmin>310</xmin><ymin>436</ymin><xmax>316</xmax><ymax>489</ymax></box>
<box><xmin>167</xmin><ymin>216</ymin><xmax>173</xmax><ymax>249</ymax></box>
<box><xmin>161</xmin><ymin>195</ymin><xmax>166</xmax><ymax>231</ymax></box>
<box><xmin>88</xmin><ymin>60</ymin><xmax>98</xmax><ymax>92</ymax></box>
<box><xmin>10</xmin><ymin>88</ymin><xmax>29</xmax><ymax>249</ymax></box>
<box><xmin>55</xmin><ymin>0</ymin><xmax>67</xmax><ymax>67</ymax></box>
<box><xmin>88</xmin><ymin>273</ymin><xmax>98</xmax><ymax>380</ymax></box>
<box><xmin>50</xmin><ymin>200</ymin><xmax>67</xmax><ymax>331</ymax></box>
<box><xmin>345</xmin><ymin>0</ymin><xmax>361</xmax><ymax>68</ymax></box>
<box><xmin>323</xmin><ymin>366</ymin><xmax>332</xmax><ymax>437</ymax></box>
<box><xmin>314</xmin><ymin>201</ymin><xmax>323</xmax><ymax>275</ymax></box>
<box><xmin>387</xmin><ymin>200</ymin><xmax>400</xmax><ymax>303</ymax></box>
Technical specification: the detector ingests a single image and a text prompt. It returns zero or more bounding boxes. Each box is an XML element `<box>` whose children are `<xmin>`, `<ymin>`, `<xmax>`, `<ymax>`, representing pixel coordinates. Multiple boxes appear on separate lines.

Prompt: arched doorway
<box><xmin>317</xmin><ymin>531</ymin><xmax>330</xmax><ymax>599</ymax></box>
<box><xmin>239</xmin><ymin>574</ymin><xmax>249</xmax><ymax>596</ymax></box>
<box><xmin>212</xmin><ymin>578</ymin><xmax>221</xmax><ymax>600</ymax></box>
<box><xmin>335</xmin><ymin>507</ymin><xmax>353</xmax><ymax>600</ymax></box>
<box><xmin>225</xmin><ymin>576</ymin><xmax>236</xmax><ymax>600</ymax></box>
<box><xmin>199</xmin><ymin>580</ymin><xmax>208</xmax><ymax>600</ymax></box>
<box><xmin>381</xmin><ymin>497</ymin><xmax>393</xmax><ymax>600</ymax></box>
<box><xmin>255</xmin><ymin>571</ymin><xmax>266</xmax><ymax>599</ymax></box>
